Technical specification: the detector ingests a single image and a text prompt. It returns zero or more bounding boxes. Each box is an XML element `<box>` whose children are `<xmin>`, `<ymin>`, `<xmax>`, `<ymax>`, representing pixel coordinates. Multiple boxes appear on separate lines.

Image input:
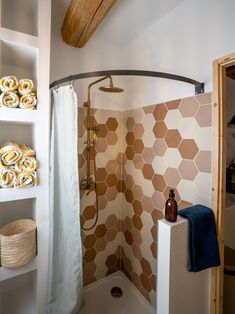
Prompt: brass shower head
<box><xmin>99</xmin><ymin>77</ymin><xmax>124</xmax><ymax>93</ymax></box>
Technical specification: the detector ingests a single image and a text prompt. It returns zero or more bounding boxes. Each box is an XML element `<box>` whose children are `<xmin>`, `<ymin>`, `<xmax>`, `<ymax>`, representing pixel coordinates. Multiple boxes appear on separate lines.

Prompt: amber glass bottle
<box><xmin>165</xmin><ymin>189</ymin><xmax>178</xmax><ymax>222</ymax></box>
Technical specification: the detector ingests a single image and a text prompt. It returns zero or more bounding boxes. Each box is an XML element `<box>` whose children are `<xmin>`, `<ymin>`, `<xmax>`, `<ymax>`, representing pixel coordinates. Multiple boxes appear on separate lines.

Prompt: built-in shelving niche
<box><xmin>0</xmin><ymin>121</ymin><xmax>35</xmax><ymax>148</ymax></box>
<box><xmin>0</xmin><ymin>39</ymin><xmax>37</xmax><ymax>86</ymax></box>
<box><xmin>0</xmin><ymin>198</ymin><xmax>36</xmax><ymax>228</ymax></box>
<box><xmin>0</xmin><ymin>270</ymin><xmax>37</xmax><ymax>314</ymax></box>
<box><xmin>1</xmin><ymin>0</ymin><xmax>38</xmax><ymax>37</ymax></box>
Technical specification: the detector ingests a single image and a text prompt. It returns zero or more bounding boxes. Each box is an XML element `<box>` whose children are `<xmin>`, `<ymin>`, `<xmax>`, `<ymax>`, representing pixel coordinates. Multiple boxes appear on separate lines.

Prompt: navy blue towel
<box><xmin>178</xmin><ymin>204</ymin><xmax>220</xmax><ymax>272</ymax></box>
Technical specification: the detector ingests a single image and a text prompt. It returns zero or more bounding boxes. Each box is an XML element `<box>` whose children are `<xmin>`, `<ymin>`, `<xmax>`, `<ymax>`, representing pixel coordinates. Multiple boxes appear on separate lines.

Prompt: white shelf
<box><xmin>0</xmin><ymin>107</ymin><xmax>37</xmax><ymax>123</ymax></box>
<box><xmin>0</xmin><ymin>258</ymin><xmax>38</xmax><ymax>282</ymax></box>
<box><xmin>0</xmin><ymin>270</ymin><xmax>37</xmax><ymax>314</ymax></box>
<box><xmin>0</xmin><ymin>187</ymin><xmax>37</xmax><ymax>202</ymax></box>
<box><xmin>1</xmin><ymin>0</ymin><xmax>38</xmax><ymax>37</ymax></box>
<box><xmin>0</xmin><ymin>27</ymin><xmax>39</xmax><ymax>49</ymax></box>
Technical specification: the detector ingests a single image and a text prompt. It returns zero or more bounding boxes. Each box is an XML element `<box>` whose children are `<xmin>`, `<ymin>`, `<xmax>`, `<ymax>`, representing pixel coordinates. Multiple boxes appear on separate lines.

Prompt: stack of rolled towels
<box><xmin>0</xmin><ymin>142</ymin><xmax>37</xmax><ymax>188</ymax></box>
<box><xmin>0</xmin><ymin>76</ymin><xmax>37</xmax><ymax>109</ymax></box>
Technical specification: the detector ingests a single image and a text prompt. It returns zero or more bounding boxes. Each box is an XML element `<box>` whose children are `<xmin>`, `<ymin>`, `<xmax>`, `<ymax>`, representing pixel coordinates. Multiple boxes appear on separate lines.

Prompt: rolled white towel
<box><xmin>19</xmin><ymin>93</ymin><xmax>37</xmax><ymax>109</ymax></box>
<box><xmin>20</xmin><ymin>145</ymin><xmax>36</xmax><ymax>157</ymax></box>
<box><xmin>0</xmin><ymin>142</ymin><xmax>23</xmax><ymax>166</ymax></box>
<box><xmin>15</xmin><ymin>171</ymin><xmax>37</xmax><ymax>188</ymax></box>
<box><xmin>18</xmin><ymin>79</ymin><xmax>35</xmax><ymax>96</ymax></box>
<box><xmin>0</xmin><ymin>167</ymin><xmax>17</xmax><ymax>188</ymax></box>
<box><xmin>0</xmin><ymin>76</ymin><xmax>18</xmax><ymax>93</ymax></box>
<box><xmin>0</xmin><ymin>91</ymin><xmax>19</xmax><ymax>108</ymax></box>
<box><xmin>15</xmin><ymin>156</ymin><xmax>37</xmax><ymax>173</ymax></box>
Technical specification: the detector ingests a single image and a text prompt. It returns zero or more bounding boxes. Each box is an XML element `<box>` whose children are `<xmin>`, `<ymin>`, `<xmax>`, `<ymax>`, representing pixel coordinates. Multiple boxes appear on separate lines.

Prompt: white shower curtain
<box><xmin>48</xmin><ymin>85</ymin><xmax>83</xmax><ymax>314</ymax></box>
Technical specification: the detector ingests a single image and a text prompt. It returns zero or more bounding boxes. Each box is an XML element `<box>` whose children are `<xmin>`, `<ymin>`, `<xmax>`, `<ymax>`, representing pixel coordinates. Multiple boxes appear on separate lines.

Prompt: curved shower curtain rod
<box><xmin>50</xmin><ymin>69</ymin><xmax>205</xmax><ymax>95</ymax></box>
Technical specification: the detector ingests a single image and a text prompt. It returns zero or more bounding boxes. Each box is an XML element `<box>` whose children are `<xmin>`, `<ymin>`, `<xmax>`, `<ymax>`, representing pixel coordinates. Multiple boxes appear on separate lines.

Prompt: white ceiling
<box><xmin>60</xmin><ymin>0</ymin><xmax>184</xmax><ymax>47</ymax></box>
<box><xmin>93</xmin><ymin>0</ymin><xmax>184</xmax><ymax>47</ymax></box>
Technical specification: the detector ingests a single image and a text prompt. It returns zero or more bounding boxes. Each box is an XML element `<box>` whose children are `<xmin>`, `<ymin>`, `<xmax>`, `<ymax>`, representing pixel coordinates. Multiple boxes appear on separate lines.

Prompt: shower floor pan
<box><xmin>79</xmin><ymin>271</ymin><xmax>155</xmax><ymax>314</ymax></box>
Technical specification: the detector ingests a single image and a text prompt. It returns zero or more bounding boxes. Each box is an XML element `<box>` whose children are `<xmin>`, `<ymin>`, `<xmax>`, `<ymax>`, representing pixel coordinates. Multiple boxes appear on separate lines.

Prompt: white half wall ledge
<box><xmin>157</xmin><ymin>217</ymin><xmax>210</xmax><ymax>314</ymax></box>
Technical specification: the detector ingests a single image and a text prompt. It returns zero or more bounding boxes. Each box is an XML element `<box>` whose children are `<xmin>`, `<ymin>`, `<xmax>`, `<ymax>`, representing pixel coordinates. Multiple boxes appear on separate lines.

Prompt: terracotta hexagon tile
<box><xmin>97</xmin><ymin>182</ymin><xmax>107</xmax><ymax>196</ymax></box>
<box><xmin>125</xmin><ymin>174</ymin><xmax>134</xmax><ymax>189</ymax></box>
<box><xmin>133</xmin><ymin>139</ymin><xmax>144</xmax><ymax>154</ymax></box>
<box><xmin>151</xmin><ymin>191</ymin><xmax>165</xmax><ymax>211</ymax></box>
<box><xmin>194</xmin><ymin>151</ymin><xmax>211</xmax><ymax>173</ymax></box>
<box><xmin>126</xmin><ymin>146</ymin><xmax>135</xmax><ymax>160</ymax></box>
<box><xmin>153</xmin><ymin>121</ymin><xmax>167</xmax><ymax>138</ymax></box>
<box><xmin>78</xmin><ymin>123</ymin><xmax>85</xmax><ymax>137</ymax></box>
<box><xmin>140</xmin><ymin>195</ymin><xmax>153</xmax><ymax>213</ymax></box>
<box><xmin>178</xmin><ymin>160</ymin><xmax>198</xmax><ymax>180</ymax></box>
<box><xmin>150</xmin><ymin>274</ymin><xmax>156</xmax><ymax>292</ymax></box>
<box><xmin>164</xmin><ymin>129</ymin><xmax>182</xmax><ymax>148</ymax></box>
<box><xmin>140</xmin><ymin>257</ymin><xmax>152</xmax><ymax>277</ymax></box>
<box><xmin>142</xmin><ymin>164</ymin><xmax>154</xmax><ymax>180</ymax></box>
<box><xmin>105</xmin><ymin>227</ymin><xmax>118</xmax><ymax>242</ymax></box>
<box><xmin>132</xmin><ymin>229</ymin><xmax>142</xmax><ymax>245</ymax></box>
<box><xmin>132</xmin><ymin>243</ymin><xmax>142</xmax><ymax>260</ymax></box>
<box><xmin>83</xmin><ymin>115</ymin><xmax>97</xmax><ymax>129</ymax></box>
<box><xmin>150</xmin><ymin>242</ymin><xmax>157</xmax><ymax>258</ymax></box>
<box><xmin>94</xmin><ymin>237</ymin><xmax>107</xmax><ymax>252</ymax></box>
<box><xmin>125</xmin><ymin>132</ymin><xmax>135</xmax><ymax>145</ymax></box>
<box><xmin>153</xmin><ymin>138</ymin><xmax>167</xmax><ymax>156</ymax></box>
<box><xmin>105</xmin><ymin>214</ymin><xmax>118</xmax><ymax>228</ymax></box>
<box><xmin>132</xmin><ymin>199</ymin><xmax>143</xmax><ymax>215</ymax></box>
<box><xmin>195</xmin><ymin>105</ymin><xmax>212</xmax><ymax>127</ymax></box>
<box><xmin>106</xmin><ymin>186</ymin><xmax>118</xmax><ymax>201</ymax></box>
<box><xmin>140</xmin><ymin>273</ymin><xmax>152</xmax><ymax>292</ymax></box>
<box><xmin>178</xmin><ymin>139</ymin><xmax>199</xmax><ymax>160</ymax></box>
<box><xmin>152</xmin><ymin>174</ymin><xmax>166</xmax><ymax>192</ymax></box>
<box><xmin>132</xmin><ymin>214</ymin><xmax>143</xmax><ymax>230</ymax></box>
<box><xmin>151</xmin><ymin>225</ymin><xmax>157</xmax><ymax>240</ymax></box>
<box><xmin>133</xmin><ymin>184</ymin><xmax>144</xmax><ymax>201</ymax></box>
<box><xmin>106</xmin><ymin>117</ymin><xmax>118</xmax><ymax>131</ymax></box>
<box><xmin>133</xmin><ymin>154</ymin><xmax>144</xmax><ymax>169</ymax></box>
<box><xmin>83</xmin><ymin>234</ymin><xmax>96</xmax><ymax>249</ymax></box>
<box><xmin>179</xmin><ymin>96</ymin><xmax>199</xmax><ymax>117</ymax></box>
<box><xmin>95</xmin><ymin>224</ymin><xmax>107</xmax><ymax>238</ymax></box>
<box><xmin>153</xmin><ymin>103</ymin><xmax>167</xmax><ymax>121</ymax></box>
<box><xmin>178</xmin><ymin>200</ymin><xmax>193</xmax><ymax>209</ymax></box>
<box><xmin>124</xmin><ymin>216</ymin><xmax>133</xmax><ymax>230</ymax></box>
<box><xmin>83</xmin><ymin>205</ymin><xmax>97</xmax><ymax>220</ymax></box>
<box><xmin>98</xmin><ymin>124</ymin><xmax>108</xmax><ymax>138</ymax></box>
<box><xmin>126</xmin><ymin>117</ymin><xmax>135</xmax><ymax>130</ymax></box>
<box><xmin>142</xmin><ymin>147</ymin><xmax>154</xmax><ymax>163</ymax></box>
<box><xmin>84</xmin><ymin>262</ymin><xmax>97</xmax><ymax>277</ymax></box>
<box><xmin>78</xmin><ymin>153</ymin><xmax>85</xmax><ymax>168</ymax></box>
<box><xmin>98</xmin><ymin>195</ymin><xmax>108</xmax><ymax>210</ymax></box>
<box><xmin>125</xmin><ymin>189</ymin><xmax>134</xmax><ymax>203</ymax></box>
<box><xmin>96</xmin><ymin>138</ymin><xmax>108</xmax><ymax>153</ymax></box>
<box><xmin>105</xmin><ymin>254</ymin><xmax>117</xmax><ymax>267</ymax></box>
<box><xmin>106</xmin><ymin>173</ymin><xmax>118</xmax><ymax>187</ymax></box>
<box><xmin>165</xmin><ymin>99</ymin><xmax>181</xmax><ymax>110</ymax></box>
<box><xmin>133</xmin><ymin>123</ymin><xmax>145</xmax><ymax>139</ymax></box>
<box><xmin>106</xmin><ymin>160</ymin><xmax>118</xmax><ymax>173</ymax></box>
<box><xmin>196</xmin><ymin>92</ymin><xmax>211</xmax><ymax>105</ymax></box>
<box><xmin>96</xmin><ymin>167</ymin><xmax>108</xmax><ymax>181</ymax></box>
<box><xmin>151</xmin><ymin>208</ymin><xmax>164</xmax><ymax>223</ymax></box>
<box><xmin>106</xmin><ymin>131</ymin><xmax>118</xmax><ymax>145</ymax></box>
<box><xmin>164</xmin><ymin>167</ymin><xmax>181</xmax><ymax>187</ymax></box>
<box><xmin>143</xmin><ymin>105</ymin><xmax>155</xmax><ymax>114</ymax></box>
<box><xmin>123</xmin><ymin>256</ymin><xmax>133</xmax><ymax>273</ymax></box>
<box><xmin>124</xmin><ymin>230</ymin><xmax>134</xmax><ymax>245</ymax></box>
<box><xmin>83</xmin><ymin>248</ymin><xmax>97</xmax><ymax>263</ymax></box>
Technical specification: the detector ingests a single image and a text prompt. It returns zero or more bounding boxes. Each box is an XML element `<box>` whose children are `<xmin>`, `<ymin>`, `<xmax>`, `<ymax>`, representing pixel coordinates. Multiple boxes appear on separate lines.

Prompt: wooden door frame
<box><xmin>211</xmin><ymin>52</ymin><xmax>235</xmax><ymax>314</ymax></box>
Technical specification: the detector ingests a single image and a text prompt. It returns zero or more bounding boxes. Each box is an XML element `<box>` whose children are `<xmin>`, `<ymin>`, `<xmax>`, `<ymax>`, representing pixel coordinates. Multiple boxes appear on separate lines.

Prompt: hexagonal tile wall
<box><xmin>78</xmin><ymin>92</ymin><xmax>213</xmax><ymax>307</ymax></box>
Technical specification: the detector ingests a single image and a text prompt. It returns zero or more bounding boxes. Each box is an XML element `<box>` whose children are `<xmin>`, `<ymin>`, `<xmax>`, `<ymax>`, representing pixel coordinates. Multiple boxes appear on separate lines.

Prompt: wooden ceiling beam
<box><xmin>61</xmin><ymin>0</ymin><xmax>117</xmax><ymax>48</ymax></box>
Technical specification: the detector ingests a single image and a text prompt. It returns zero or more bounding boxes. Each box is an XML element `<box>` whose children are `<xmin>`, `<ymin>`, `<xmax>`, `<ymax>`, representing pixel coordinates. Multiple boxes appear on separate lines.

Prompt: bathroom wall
<box><xmin>121</xmin><ymin>92</ymin><xmax>213</xmax><ymax>306</ymax></box>
<box><xmin>78</xmin><ymin>107</ymin><xmax>124</xmax><ymax>286</ymax></box>
<box><xmin>78</xmin><ymin>92</ymin><xmax>213</xmax><ymax>306</ymax></box>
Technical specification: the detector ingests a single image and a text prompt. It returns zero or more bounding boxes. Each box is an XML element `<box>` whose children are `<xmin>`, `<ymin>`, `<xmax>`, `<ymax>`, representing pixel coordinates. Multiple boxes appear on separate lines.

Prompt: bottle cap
<box><xmin>169</xmin><ymin>189</ymin><xmax>175</xmax><ymax>197</ymax></box>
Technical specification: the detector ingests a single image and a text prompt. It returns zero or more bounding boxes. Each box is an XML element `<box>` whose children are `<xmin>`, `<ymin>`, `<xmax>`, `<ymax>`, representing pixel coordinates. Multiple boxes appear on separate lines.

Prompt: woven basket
<box><xmin>0</xmin><ymin>219</ymin><xmax>37</xmax><ymax>268</ymax></box>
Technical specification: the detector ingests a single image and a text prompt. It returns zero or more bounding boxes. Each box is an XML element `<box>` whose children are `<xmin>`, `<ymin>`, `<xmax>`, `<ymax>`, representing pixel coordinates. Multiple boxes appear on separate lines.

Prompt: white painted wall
<box><xmin>51</xmin><ymin>0</ymin><xmax>235</xmax><ymax>110</ymax></box>
<box><xmin>157</xmin><ymin>218</ymin><xmax>210</xmax><ymax>314</ymax></box>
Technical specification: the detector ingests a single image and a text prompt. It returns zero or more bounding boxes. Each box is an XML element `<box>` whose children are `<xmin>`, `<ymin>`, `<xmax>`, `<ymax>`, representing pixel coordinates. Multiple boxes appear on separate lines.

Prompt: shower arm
<box><xmin>86</xmin><ymin>76</ymin><xmax>112</xmax><ymax>107</ymax></box>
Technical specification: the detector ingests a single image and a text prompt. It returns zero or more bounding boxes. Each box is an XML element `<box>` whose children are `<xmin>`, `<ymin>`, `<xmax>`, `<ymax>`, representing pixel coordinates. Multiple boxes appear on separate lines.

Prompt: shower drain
<box><xmin>111</xmin><ymin>286</ymin><xmax>123</xmax><ymax>298</ymax></box>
